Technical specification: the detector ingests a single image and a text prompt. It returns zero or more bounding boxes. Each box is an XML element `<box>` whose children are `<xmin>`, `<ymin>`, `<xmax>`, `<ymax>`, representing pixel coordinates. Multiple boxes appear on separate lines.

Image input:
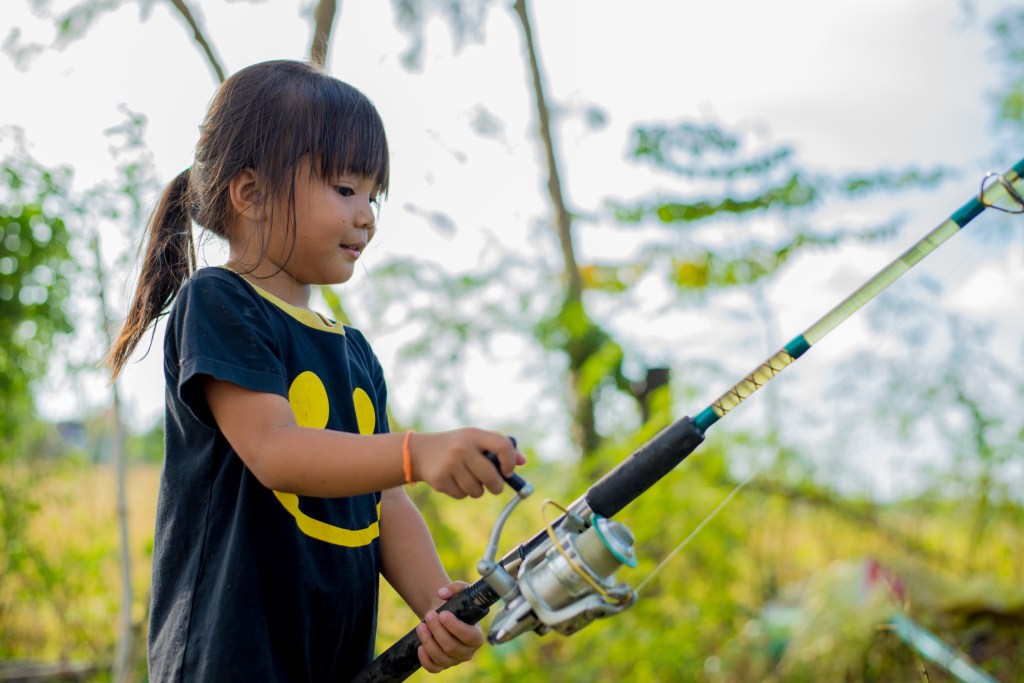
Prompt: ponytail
<box><xmin>107</xmin><ymin>168</ymin><xmax>196</xmax><ymax>381</ymax></box>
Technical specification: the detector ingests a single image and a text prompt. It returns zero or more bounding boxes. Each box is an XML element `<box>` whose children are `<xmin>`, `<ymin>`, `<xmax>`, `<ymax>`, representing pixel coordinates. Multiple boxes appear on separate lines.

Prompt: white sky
<box><xmin>2</xmin><ymin>0</ymin><xmax>1020</xmax><ymax>496</ymax></box>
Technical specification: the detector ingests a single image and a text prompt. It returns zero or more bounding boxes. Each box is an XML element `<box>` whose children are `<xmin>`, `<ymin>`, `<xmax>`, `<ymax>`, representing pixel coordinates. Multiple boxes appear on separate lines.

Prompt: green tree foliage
<box><xmin>0</xmin><ymin>133</ymin><xmax>82</xmax><ymax>657</ymax></box>
<box><xmin>0</xmin><ymin>108</ymin><xmax>161</xmax><ymax>671</ymax></box>
<box><xmin>391</xmin><ymin>0</ymin><xmax>494</xmax><ymax>69</ymax></box>
<box><xmin>382</xmin><ymin>3</ymin><xmax>945</xmax><ymax>465</ymax></box>
<box><xmin>0</xmin><ymin>135</ymin><xmax>76</xmax><ymax>440</ymax></box>
<box><xmin>4</xmin><ymin>0</ymin><xmax>228</xmax><ymax>81</ymax></box>
<box><xmin>346</xmin><ymin>255</ymin><xmax>537</xmax><ymax>428</ymax></box>
<box><xmin>992</xmin><ymin>7</ymin><xmax>1024</xmax><ymax>133</ymax></box>
<box><xmin>608</xmin><ymin>121</ymin><xmax>941</xmax><ymax>294</ymax></box>
<box><xmin>830</xmin><ymin>281</ymin><xmax>1024</xmax><ymax>567</ymax></box>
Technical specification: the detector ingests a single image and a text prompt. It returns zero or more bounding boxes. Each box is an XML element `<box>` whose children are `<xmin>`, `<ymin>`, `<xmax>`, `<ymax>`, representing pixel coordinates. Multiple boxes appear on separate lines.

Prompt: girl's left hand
<box><xmin>415</xmin><ymin>581</ymin><xmax>485</xmax><ymax>673</ymax></box>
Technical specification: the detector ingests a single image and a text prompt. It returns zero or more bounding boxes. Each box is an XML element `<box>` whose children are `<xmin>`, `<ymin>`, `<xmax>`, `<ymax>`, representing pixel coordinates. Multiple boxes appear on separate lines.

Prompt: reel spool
<box><xmin>477</xmin><ymin>484</ymin><xmax>638</xmax><ymax>645</ymax></box>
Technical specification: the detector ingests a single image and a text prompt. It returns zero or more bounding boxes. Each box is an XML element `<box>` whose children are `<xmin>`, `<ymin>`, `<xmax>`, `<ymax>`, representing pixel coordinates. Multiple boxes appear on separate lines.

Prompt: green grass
<box><xmin>2</xmin><ymin>459</ymin><xmax>1021</xmax><ymax>682</ymax></box>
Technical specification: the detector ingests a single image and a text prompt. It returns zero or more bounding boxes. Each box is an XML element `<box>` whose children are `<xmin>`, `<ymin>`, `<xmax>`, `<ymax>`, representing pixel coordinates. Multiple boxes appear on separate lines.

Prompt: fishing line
<box><xmin>629</xmin><ymin>170</ymin><xmax>1014</xmax><ymax>596</ymax></box>
<box><xmin>634</xmin><ymin>463</ymin><xmax>764</xmax><ymax>596</ymax></box>
<box><xmin>578</xmin><ymin>169</ymin><xmax>1019</xmax><ymax>600</ymax></box>
<box><xmin>356</xmin><ymin>161</ymin><xmax>1024</xmax><ymax>683</ymax></box>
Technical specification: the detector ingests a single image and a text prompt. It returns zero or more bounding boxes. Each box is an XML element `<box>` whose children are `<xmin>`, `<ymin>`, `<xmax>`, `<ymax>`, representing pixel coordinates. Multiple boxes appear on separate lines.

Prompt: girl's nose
<box><xmin>355</xmin><ymin>198</ymin><xmax>376</xmax><ymax>229</ymax></box>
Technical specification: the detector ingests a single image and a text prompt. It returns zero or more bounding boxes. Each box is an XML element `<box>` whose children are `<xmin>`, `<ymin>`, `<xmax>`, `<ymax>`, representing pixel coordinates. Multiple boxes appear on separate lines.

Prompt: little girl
<box><xmin>106</xmin><ymin>60</ymin><xmax>524</xmax><ymax>682</ymax></box>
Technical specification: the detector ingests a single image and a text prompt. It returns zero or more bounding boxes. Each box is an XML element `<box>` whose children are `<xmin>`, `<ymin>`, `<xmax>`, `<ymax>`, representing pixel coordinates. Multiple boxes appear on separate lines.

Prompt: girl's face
<box><xmin>262</xmin><ymin>159</ymin><xmax>380</xmax><ymax>287</ymax></box>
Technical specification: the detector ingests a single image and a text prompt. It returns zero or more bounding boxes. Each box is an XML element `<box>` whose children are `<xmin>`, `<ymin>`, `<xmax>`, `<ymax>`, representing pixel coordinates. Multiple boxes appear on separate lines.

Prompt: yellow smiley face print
<box><xmin>272</xmin><ymin>370</ymin><xmax>381</xmax><ymax>547</ymax></box>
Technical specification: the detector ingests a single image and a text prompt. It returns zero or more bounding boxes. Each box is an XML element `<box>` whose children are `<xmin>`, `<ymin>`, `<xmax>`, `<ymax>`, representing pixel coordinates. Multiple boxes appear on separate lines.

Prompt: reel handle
<box><xmin>483</xmin><ymin>436</ymin><xmax>529</xmax><ymax>493</ymax></box>
<box><xmin>483</xmin><ymin>451</ymin><xmax>528</xmax><ymax>493</ymax></box>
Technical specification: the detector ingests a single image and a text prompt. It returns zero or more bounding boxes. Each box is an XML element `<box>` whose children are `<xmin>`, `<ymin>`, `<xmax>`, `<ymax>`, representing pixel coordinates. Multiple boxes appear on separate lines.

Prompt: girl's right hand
<box><xmin>410</xmin><ymin>429</ymin><xmax>525</xmax><ymax>499</ymax></box>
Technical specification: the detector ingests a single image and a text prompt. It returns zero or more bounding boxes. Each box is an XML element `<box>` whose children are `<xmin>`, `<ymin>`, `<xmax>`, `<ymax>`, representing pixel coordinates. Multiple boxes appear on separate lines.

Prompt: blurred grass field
<box><xmin>2</xmin><ymin>457</ymin><xmax>1021</xmax><ymax>681</ymax></box>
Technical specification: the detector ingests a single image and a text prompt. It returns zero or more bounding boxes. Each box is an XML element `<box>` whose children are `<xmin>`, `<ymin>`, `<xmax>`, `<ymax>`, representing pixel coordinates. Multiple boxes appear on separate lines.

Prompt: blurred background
<box><xmin>1</xmin><ymin>0</ymin><xmax>1021</xmax><ymax>680</ymax></box>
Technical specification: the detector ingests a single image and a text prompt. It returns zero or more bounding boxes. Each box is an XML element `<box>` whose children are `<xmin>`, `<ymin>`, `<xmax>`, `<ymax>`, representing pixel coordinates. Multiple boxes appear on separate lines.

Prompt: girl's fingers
<box><xmin>465</xmin><ymin>453</ymin><xmax>505</xmax><ymax>495</ymax></box>
<box><xmin>452</xmin><ymin>463</ymin><xmax>486</xmax><ymax>499</ymax></box>
<box><xmin>441</xmin><ymin>474</ymin><xmax>466</xmax><ymax>500</ymax></box>
<box><xmin>417</xmin><ymin>611</ymin><xmax>481</xmax><ymax>670</ymax></box>
<box><xmin>416</xmin><ymin>650</ymin><xmax>439</xmax><ymax>674</ymax></box>
<box><xmin>421</xmin><ymin>429</ymin><xmax>525</xmax><ymax>499</ymax></box>
<box><xmin>416</xmin><ymin>619</ymin><xmax>449</xmax><ymax>672</ymax></box>
<box><xmin>426</xmin><ymin>612</ymin><xmax>464</xmax><ymax>654</ymax></box>
<box><xmin>415</xmin><ymin>615</ymin><xmax>464</xmax><ymax>672</ymax></box>
<box><xmin>437</xmin><ymin>610</ymin><xmax>485</xmax><ymax>648</ymax></box>
<box><xmin>415</xmin><ymin>630</ymin><xmax>443</xmax><ymax>673</ymax></box>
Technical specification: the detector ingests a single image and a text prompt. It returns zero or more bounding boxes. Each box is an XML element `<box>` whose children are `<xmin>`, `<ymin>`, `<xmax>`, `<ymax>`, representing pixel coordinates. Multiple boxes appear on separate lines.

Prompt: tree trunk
<box><xmin>511</xmin><ymin>0</ymin><xmax>582</xmax><ymax>302</ymax></box>
<box><xmin>92</xmin><ymin>235</ymin><xmax>134</xmax><ymax>683</ymax></box>
<box><xmin>511</xmin><ymin>0</ymin><xmax>599</xmax><ymax>458</ymax></box>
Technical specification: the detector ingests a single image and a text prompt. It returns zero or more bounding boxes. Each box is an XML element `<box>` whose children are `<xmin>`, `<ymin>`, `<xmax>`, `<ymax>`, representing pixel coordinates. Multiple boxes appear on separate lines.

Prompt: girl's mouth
<box><xmin>340</xmin><ymin>242</ymin><xmax>365</xmax><ymax>259</ymax></box>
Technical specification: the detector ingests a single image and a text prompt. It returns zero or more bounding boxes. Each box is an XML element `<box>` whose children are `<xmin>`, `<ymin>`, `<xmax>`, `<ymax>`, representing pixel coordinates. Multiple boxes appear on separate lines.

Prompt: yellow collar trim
<box><xmin>224</xmin><ymin>268</ymin><xmax>346</xmax><ymax>335</ymax></box>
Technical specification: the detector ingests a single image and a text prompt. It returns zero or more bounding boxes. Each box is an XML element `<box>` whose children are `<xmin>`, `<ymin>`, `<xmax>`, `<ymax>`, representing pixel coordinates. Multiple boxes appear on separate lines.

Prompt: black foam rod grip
<box><xmin>586</xmin><ymin>416</ymin><xmax>704</xmax><ymax>519</ymax></box>
<box><xmin>349</xmin><ymin>581</ymin><xmax>501</xmax><ymax>683</ymax></box>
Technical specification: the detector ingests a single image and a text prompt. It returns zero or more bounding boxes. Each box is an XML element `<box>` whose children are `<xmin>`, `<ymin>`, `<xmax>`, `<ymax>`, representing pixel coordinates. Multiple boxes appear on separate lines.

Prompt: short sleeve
<box><xmin>165</xmin><ymin>270</ymin><xmax>288</xmax><ymax>429</ymax></box>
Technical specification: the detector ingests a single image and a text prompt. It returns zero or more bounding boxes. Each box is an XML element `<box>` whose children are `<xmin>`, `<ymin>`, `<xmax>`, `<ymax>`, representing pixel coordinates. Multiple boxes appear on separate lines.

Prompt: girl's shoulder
<box><xmin>188</xmin><ymin>268</ymin><xmax>362</xmax><ymax>340</ymax></box>
<box><xmin>178</xmin><ymin>265</ymin><xmax>244</xmax><ymax>292</ymax></box>
<box><xmin>171</xmin><ymin>266</ymin><xmax>266</xmax><ymax>322</ymax></box>
<box><xmin>187</xmin><ymin>265</ymin><xmax>249</xmax><ymax>289</ymax></box>
<box><xmin>181</xmin><ymin>268</ymin><xmax>378</xmax><ymax>352</ymax></box>
<box><xmin>181</xmin><ymin>266</ymin><xmax>271</xmax><ymax>305</ymax></box>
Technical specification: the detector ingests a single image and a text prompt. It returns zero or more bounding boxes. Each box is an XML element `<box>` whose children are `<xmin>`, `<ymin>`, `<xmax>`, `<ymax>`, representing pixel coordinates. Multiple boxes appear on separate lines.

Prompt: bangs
<box><xmin>245</xmin><ymin>62</ymin><xmax>391</xmax><ymax>200</ymax></box>
<box><xmin>313</xmin><ymin>82</ymin><xmax>391</xmax><ymax>198</ymax></box>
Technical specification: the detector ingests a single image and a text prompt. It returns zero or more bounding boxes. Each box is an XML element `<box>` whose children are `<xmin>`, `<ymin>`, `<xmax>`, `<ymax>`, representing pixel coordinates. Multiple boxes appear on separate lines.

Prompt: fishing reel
<box><xmin>477</xmin><ymin>478</ymin><xmax>638</xmax><ymax>645</ymax></box>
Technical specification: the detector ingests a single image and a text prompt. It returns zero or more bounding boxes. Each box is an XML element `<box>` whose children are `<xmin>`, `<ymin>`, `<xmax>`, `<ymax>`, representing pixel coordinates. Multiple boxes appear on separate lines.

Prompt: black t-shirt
<box><xmin>150</xmin><ymin>267</ymin><xmax>388</xmax><ymax>682</ymax></box>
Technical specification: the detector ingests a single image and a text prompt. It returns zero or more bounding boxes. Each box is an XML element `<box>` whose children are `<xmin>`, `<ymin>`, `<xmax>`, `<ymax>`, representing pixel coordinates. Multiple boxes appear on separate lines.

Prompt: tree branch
<box><xmin>511</xmin><ymin>0</ymin><xmax>581</xmax><ymax>302</ymax></box>
<box><xmin>309</xmin><ymin>0</ymin><xmax>339</xmax><ymax>68</ymax></box>
<box><xmin>166</xmin><ymin>0</ymin><xmax>226</xmax><ymax>83</ymax></box>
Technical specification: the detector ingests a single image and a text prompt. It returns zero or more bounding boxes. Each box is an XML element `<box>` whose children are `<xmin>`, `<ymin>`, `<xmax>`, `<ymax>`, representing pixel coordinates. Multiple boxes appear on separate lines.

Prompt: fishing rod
<box><xmin>352</xmin><ymin>160</ymin><xmax>1024</xmax><ymax>683</ymax></box>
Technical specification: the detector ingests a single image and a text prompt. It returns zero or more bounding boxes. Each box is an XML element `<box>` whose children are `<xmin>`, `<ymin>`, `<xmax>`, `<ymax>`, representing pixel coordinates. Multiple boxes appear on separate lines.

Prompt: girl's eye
<box><xmin>335</xmin><ymin>186</ymin><xmax>355</xmax><ymax>197</ymax></box>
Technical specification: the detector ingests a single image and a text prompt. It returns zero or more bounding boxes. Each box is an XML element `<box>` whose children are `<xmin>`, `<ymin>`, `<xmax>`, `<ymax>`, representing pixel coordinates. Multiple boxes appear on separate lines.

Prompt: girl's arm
<box><xmin>380</xmin><ymin>487</ymin><xmax>485</xmax><ymax>672</ymax></box>
<box><xmin>204</xmin><ymin>377</ymin><xmax>522</xmax><ymax>499</ymax></box>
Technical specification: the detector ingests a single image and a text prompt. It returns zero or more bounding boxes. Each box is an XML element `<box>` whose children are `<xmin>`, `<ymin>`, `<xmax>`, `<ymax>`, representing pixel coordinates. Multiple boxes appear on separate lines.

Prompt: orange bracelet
<box><xmin>402</xmin><ymin>429</ymin><xmax>416</xmax><ymax>486</ymax></box>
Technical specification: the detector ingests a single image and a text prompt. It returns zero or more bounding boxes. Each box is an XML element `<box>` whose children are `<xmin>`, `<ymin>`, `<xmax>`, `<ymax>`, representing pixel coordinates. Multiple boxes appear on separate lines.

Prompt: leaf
<box><xmin>53</xmin><ymin>0</ymin><xmax>126</xmax><ymax>46</ymax></box>
<box><xmin>578</xmin><ymin>263</ymin><xmax>632</xmax><ymax>292</ymax></box>
<box><xmin>839</xmin><ymin>167</ymin><xmax>946</xmax><ymax>195</ymax></box>
<box><xmin>671</xmin><ymin>256</ymin><xmax>710</xmax><ymax>289</ymax></box>
<box><xmin>577</xmin><ymin>337</ymin><xmax>624</xmax><ymax>397</ymax></box>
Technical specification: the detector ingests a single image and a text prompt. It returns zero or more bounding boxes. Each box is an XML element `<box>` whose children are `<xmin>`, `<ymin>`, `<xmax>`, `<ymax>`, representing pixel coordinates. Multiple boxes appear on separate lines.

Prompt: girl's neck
<box><xmin>225</xmin><ymin>257</ymin><xmax>312</xmax><ymax>310</ymax></box>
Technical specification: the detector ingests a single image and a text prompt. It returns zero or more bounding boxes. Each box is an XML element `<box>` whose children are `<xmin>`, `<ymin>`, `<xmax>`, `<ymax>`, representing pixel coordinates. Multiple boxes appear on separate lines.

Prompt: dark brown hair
<box><xmin>107</xmin><ymin>60</ymin><xmax>390</xmax><ymax>380</ymax></box>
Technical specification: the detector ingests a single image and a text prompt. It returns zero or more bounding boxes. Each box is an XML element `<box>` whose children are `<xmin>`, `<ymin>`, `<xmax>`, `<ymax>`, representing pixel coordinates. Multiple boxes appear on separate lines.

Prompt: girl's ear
<box><xmin>228</xmin><ymin>168</ymin><xmax>261</xmax><ymax>219</ymax></box>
